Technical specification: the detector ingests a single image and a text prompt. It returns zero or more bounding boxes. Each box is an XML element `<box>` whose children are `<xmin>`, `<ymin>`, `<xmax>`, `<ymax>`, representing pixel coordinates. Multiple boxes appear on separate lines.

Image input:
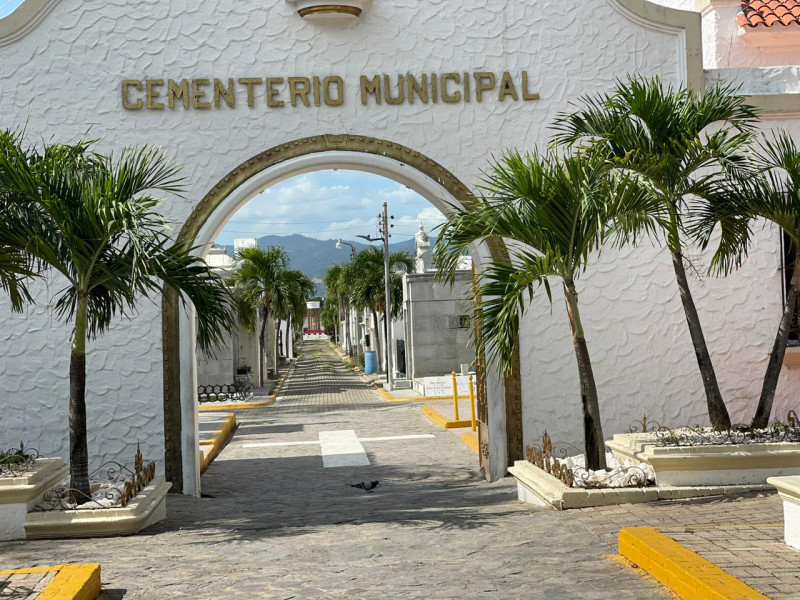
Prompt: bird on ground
<box><xmin>351</xmin><ymin>481</ymin><xmax>380</xmax><ymax>492</ymax></box>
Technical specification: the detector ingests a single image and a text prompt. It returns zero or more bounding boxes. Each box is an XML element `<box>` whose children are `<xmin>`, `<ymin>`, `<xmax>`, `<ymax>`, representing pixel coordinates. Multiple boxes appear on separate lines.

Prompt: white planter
<box><xmin>608</xmin><ymin>433</ymin><xmax>800</xmax><ymax>486</ymax></box>
<box><xmin>768</xmin><ymin>476</ymin><xmax>800</xmax><ymax>551</ymax></box>
<box><xmin>25</xmin><ymin>477</ymin><xmax>171</xmax><ymax>539</ymax></box>
<box><xmin>0</xmin><ymin>458</ymin><xmax>68</xmax><ymax>541</ymax></box>
<box><xmin>507</xmin><ymin>460</ymin><xmax>768</xmax><ymax>510</ymax></box>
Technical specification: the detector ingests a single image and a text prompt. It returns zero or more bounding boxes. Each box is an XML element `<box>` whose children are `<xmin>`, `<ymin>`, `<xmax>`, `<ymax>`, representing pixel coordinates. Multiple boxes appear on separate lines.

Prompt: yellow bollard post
<box><xmin>451</xmin><ymin>371</ymin><xmax>460</xmax><ymax>421</ymax></box>
<box><xmin>469</xmin><ymin>374</ymin><xmax>477</xmax><ymax>432</ymax></box>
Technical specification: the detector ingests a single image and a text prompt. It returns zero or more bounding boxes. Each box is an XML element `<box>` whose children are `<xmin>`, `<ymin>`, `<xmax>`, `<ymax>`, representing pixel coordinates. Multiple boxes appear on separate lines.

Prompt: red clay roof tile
<box><xmin>738</xmin><ymin>0</ymin><xmax>800</xmax><ymax>28</ymax></box>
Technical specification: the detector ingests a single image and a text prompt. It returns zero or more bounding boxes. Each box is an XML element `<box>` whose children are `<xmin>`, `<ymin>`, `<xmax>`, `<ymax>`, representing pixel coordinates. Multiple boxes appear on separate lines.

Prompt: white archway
<box><xmin>176</xmin><ymin>150</ymin><xmax>509</xmax><ymax>496</ymax></box>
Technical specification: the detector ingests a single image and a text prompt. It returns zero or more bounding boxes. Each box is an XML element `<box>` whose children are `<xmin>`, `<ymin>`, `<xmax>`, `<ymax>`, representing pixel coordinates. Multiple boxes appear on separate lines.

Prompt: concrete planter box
<box><xmin>508</xmin><ymin>460</ymin><xmax>770</xmax><ymax>511</ymax></box>
<box><xmin>25</xmin><ymin>476</ymin><xmax>171</xmax><ymax>539</ymax></box>
<box><xmin>0</xmin><ymin>458</ymin><xmax>68</xmax><ymax>541</ymax></box>
<box><xmin>607</xmin><ymin>433</ymin><xmax>800</xmax><ymax>486</ymax></box>
<box><xmin>768</xmin><ymin>476</ymin><xmax>800</xmax><ymax>551</ymax></box>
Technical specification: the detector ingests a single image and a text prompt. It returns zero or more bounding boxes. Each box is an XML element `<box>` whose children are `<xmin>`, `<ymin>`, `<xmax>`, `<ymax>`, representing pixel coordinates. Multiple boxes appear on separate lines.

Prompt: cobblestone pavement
<box><xmin>0</xmin><ymin>570</ymin><xmax>55</xmax><ymax>599</ymax></box>
<box><xmin>0</xmin><ymin>341</ymin><xmax>668</xmax><ymax>599</ymax></box>
<box><xmin>573</xmin><ymin>486</ymin><xmax>800</xmax><ymax>599</ymax></box>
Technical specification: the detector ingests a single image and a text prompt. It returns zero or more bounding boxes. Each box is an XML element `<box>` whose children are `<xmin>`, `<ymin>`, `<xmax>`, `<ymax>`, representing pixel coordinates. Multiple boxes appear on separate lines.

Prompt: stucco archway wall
<box><xmin>163</xmin><ymin>134</ymin><xmax>523</xmax><ymax>494</ymax></box>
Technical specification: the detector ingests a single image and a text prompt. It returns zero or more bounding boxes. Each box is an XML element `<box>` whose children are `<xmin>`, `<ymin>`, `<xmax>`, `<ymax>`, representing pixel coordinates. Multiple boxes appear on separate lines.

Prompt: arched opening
<box><xmin>162</xmin><ymin>135</ymin><xmax>523</xmax><ymax>495</ymax></box>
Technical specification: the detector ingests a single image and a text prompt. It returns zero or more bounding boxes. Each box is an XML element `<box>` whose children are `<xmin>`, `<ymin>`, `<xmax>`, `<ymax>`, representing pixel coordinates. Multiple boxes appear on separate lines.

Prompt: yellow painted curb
<box><xmin>618</xmin><ymin>527</ymin><xmax>770</xmax><ymax>600</ymax></box>
<box><xmin>0</xmin><ymin>564</ymin><xmax>101</xmax><ymax>600</ymax></box>
<box><xmin>200</xmin><ymin>413</ymin><xmax>237</xmax><ymax>473</ymax></box>
<box><xmin>461</xmin><ymin>431</ymin><xmax>479</xmax><ymax>454</ymax></box>
<box><xmin>421</xmin><ymin>404</ymin><xmax>473</xmax><ymax>429</ymax></box>
<box><xmin>198</xmin><ymin>397</ymin><xmax>275</xmax><ymax>411</ymax></box>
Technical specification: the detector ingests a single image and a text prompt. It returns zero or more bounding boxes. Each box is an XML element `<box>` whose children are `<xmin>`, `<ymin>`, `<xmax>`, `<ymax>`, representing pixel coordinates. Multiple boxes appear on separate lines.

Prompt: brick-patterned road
<box><xmin>274</xmin><ymin>341</ymin><xmax>383</xmax><ymax>409</ymax></box>
<box><xmin>0</xmin><ymin>341</ymin><xmax>790</xmax><ymax>599</ymax></box>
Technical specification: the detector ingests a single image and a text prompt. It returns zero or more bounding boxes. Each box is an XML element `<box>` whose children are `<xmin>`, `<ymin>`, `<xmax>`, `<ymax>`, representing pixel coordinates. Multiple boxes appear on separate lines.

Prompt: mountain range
<box><xmin>219</xmin><ymin>234</ymin><xmax>434</xmax><ymax>297</ymax></box>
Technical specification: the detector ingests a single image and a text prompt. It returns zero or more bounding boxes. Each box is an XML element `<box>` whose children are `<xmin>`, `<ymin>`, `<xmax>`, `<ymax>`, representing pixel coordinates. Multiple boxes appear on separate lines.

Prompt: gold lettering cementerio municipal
<box><xmin>121</xmin><ymin>72</ymin><xmax>539</xmax><ymax>110</ymax></box>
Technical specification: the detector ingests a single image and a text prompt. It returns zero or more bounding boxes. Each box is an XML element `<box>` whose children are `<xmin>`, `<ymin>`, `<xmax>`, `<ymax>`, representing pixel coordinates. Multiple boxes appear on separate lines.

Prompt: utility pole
<box><xmin>357</xmin><ymin>205</ymin><xmax>394</xmax><ymax>390</ymax></box>
<box><xmin>380</xmin><ymin>202</ymin><xmax>394</xmax><ymax>391</ymax></box>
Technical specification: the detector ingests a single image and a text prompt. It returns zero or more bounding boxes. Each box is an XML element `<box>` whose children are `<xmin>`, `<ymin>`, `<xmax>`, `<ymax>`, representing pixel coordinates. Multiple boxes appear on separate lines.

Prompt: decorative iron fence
<box><xmin>33</xmin><ymin>443</ymin><xmax>156</xmax><ymax>511</ymax></box>
<box><xmin>197</xmin><ymin>375</ymin><xmax>253</xmax><ymax>403</ymax></box>
<box><xmin>626</xmin><ymin>410</ymin><xmax>800</xmax><ymax>447</ymax></box>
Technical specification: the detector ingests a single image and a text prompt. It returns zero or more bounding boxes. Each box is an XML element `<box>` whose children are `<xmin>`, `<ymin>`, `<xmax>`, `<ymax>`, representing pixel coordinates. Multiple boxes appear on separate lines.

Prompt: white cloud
<box><xmin>216</xmin><ymin>170</ymin><xmax>444</xmax><ymax>245</ymax></box>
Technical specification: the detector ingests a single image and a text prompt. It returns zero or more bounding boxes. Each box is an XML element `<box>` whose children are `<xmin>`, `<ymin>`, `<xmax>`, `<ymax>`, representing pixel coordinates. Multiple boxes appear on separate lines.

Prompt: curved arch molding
<box><xmin>162</xmin><ymin>134</ymin><xmax>524</xmax><ymax>491</ymax></box>
<box><xmin>0</xmin><ymin>0</ymin><xmax>59</xmax><ymax>47</ymax></box>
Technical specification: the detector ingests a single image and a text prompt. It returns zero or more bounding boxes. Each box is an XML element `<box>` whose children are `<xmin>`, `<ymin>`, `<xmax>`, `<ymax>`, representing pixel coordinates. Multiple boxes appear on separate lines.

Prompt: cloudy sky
<box><xmin>215</xmin><ymin>170</ymin><xmax>445</xmax><ymax>246</ymax></box>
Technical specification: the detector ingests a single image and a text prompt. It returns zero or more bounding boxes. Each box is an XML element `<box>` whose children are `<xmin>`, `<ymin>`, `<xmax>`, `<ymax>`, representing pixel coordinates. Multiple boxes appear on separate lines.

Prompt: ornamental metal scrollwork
<box><xmin>644</xmin><ymin>411</ymin><xmax>800</xmax><ymax>447</ymax></box>
<box><xmin>33</xmin><ymin>443</ymin><xmax>156</xmax><ymax>511</ymax></box>
<box><xmin>0</xmin><ymin>442</ymin><xmax>38</xmax><ymax>476</ymax></box>
<box><xmin>197</xmin><ymin>379</ymin><xmax>252</xmax><ymax>403</ymax></box>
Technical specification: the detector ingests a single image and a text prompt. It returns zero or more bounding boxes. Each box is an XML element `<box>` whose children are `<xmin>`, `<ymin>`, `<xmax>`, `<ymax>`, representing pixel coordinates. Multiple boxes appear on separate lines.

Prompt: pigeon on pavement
<box><xmin>351</xmin><ymin>481</ymin><xmax>380</xmax><ymax>492</ymax></box>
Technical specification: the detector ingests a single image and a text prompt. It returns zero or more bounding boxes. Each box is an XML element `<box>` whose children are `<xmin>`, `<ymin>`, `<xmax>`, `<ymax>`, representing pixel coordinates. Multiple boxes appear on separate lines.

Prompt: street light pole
<box><xmin>356</xmin><ymin>204</ymin><xmax>395</xmax><ymax>390</ymax></box>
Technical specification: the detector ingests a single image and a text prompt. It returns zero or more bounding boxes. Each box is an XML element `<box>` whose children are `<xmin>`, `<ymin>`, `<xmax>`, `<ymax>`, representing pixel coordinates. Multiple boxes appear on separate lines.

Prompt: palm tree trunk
<box><xmin>371</xmin><ymin>308</ymin><xmax>382</xmax><ymax>370</ymax></box>
<box><xmin>69</xmin><ymin>295</ymin><xmax>91</xmax><ymax>501</ymax></box>
<box><xmin>671</xmin><ymin>250</ymin><xmax>731</xmax><ymax>430</ymax></box>
<box><xmin>285</xmin><ymin>317</ymin><xmax>291</xmax><ymax>359</ymax></box>
<box><xmin>564</xmin><ymin>282</ymin><xmax>607</xmax><ymax>471</ymax></box>
<box><xmin>345</xmin><ymin>304</ymin><xmax>353</xmax><ymax>356</ymax></box>
<box><xmin>753</xmin><ymin>255</ymin><xmax>800</xmax><ymax>428</ymax></box>
<box><xmin>259</xmin><ymin>307</ymin><xmax>267</xmax><ymax>387</ymax></box>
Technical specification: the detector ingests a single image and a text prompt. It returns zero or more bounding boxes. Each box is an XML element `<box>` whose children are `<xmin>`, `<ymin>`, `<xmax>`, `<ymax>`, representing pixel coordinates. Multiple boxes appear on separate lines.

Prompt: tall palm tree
<box><xmin>274</xmin><ymin>269</ymin><xmax>315</xmax><ymax>360</ymax></box>
<box><xmin>229</xmin><ymin>246</ymin><xmax>289</xmax><ymax>385</ymax></box>
<box><xmin>435</xmin><ymin>149</ymin><xmax>657</xmax><ymax>470</ymax></box>
<box><xmin>553</xmin><ymin>77</ymin><xmax>758</xmax><ymax>430</ymax></box>
<box><xmin>324</xmin><ymin>263</ymin><xmax>345</xmax><ymax>344</ymax></box>
<box><xmin>0</xmin><ymin>133</ymin><xmax>235</xmax><ymax>500</ymax></box>
<box><xmin>693</xmin><ymin>132</ymin><xmax>800</xmax><ymax>428</ymax></box>
<box><xmin>348</xmin><ymin>246</ymin><xmax>414</xmax><ymax>371</ymax></box>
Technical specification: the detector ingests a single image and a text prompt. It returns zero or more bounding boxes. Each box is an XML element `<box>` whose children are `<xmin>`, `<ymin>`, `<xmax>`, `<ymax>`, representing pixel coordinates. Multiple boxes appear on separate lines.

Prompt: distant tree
<box><xmin>348</xmin><ymin>246</ymin><xmax>414</xmax><ymax>370</ymax></box>
<box><xmin>274</xmin><ymin>269</ymin><xmax>315</xmax><ymax>360</ymax></box>
<box><xmin>0</xmin><ymin>133</ymin><xmax>234</xmax><ymax>500</ymax></box>
<box><xmin>229</xmin><ymin>246</ymin><xmax>289</xmax><ymax>384</ymax></box>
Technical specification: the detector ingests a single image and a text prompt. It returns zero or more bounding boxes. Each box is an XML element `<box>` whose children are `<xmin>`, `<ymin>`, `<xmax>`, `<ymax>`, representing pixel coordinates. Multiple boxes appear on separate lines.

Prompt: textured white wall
<box><xmin>0</xmin><ymin>0</ymin><xmax>793</xmax><ymax>473</ymax></box>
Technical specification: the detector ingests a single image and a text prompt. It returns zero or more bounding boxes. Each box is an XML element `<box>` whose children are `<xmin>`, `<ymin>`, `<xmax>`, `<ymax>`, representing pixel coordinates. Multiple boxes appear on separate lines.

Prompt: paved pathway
<box><xmin>0</xmin><ymin>341</ymin><xmax>670</xmax><ymax>598</ymax></box>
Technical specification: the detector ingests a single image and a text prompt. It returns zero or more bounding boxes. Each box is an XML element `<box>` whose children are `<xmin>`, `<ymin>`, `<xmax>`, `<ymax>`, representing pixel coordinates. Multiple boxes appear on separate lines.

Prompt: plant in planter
<box><xmin>435</xmin><ymin>147</ymin><xmax>658</xmax><ymax>470</ymax></box>
<box><xmin>553</xmin><ymin>76</ymin><xmax>759</xmax><ymax>431</ymax></box>
<box><xmin>0</xmin><ymin>133</ymin><xmax>235</xmax><ymax>501</ymax></box>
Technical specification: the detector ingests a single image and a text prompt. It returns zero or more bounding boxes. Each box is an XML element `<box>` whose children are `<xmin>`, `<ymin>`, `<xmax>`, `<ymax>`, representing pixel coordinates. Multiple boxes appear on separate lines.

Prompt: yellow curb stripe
<box><xmin>421</xmin><ymin>404</ymin><xmax>473</xmax><ymax>429</ymax></box>
<box><xmin>198</xmin><ymin>398</ymin><xmax>276</xmax><ymax>411</ymax></box>
<box><xmin>460</xmin><ymin>431</ymin><xmax>479</xmax><ymax>454</ymax></box>
<box><xmin>618</xmin><ymin>527</ymin><xmax>770</xmax><ymax>600</ymax></box>
<box><xmin>200</xmin><ymin>413</ymin><xmax>237</xmax><ymax>473</ymax></box>
<box><xmin>0</xmin><ymin>565</ymin><xmax>101</xmax><ymax>600</ymax></box>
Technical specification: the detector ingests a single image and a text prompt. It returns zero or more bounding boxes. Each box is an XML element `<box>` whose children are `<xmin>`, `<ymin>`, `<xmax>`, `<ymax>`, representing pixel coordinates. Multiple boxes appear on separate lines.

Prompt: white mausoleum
<box><xmin>1</xmin><ymin>0</ymin><xmax>800</xmax><ymax>494</ymax></box>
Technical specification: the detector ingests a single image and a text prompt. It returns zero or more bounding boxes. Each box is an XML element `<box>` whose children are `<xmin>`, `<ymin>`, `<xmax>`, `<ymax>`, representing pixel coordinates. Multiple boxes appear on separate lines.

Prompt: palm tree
<box><xmin>553</xmin><ymin>76</ymin><xmax>758</xmax><ymax>430</ymax></box>
<box><xmin>274</xmin><ymin>269</ymin><xmax>315</xmax><ymax>360</ymax></box>
<box><xmin>324</xmin><ymin>263</ymin><xmax>345</xmax><ymax>344</ymax></box>
<box><xmin>348</xmin><ymin>246</ymin><xmax>414</xmax><ymax>372</ymax></box>
<box><xmin>693</xmin><ymin>132</ymin><xmax>800</xmax><ymax>428</ymax></box>
<box><xmin>229</xmin><ymin>246</ymin><xmax>289</xmax><ymax>385</ymax></box>
<box><xmin>0</xmin><ymin>133</ymin><xmax>235</xmax><ymax>500</ymax></box>
<box><xmin>435</xmin><ymin>149</ymin><xmax>657</xmax><ymax>470</ymax></box>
